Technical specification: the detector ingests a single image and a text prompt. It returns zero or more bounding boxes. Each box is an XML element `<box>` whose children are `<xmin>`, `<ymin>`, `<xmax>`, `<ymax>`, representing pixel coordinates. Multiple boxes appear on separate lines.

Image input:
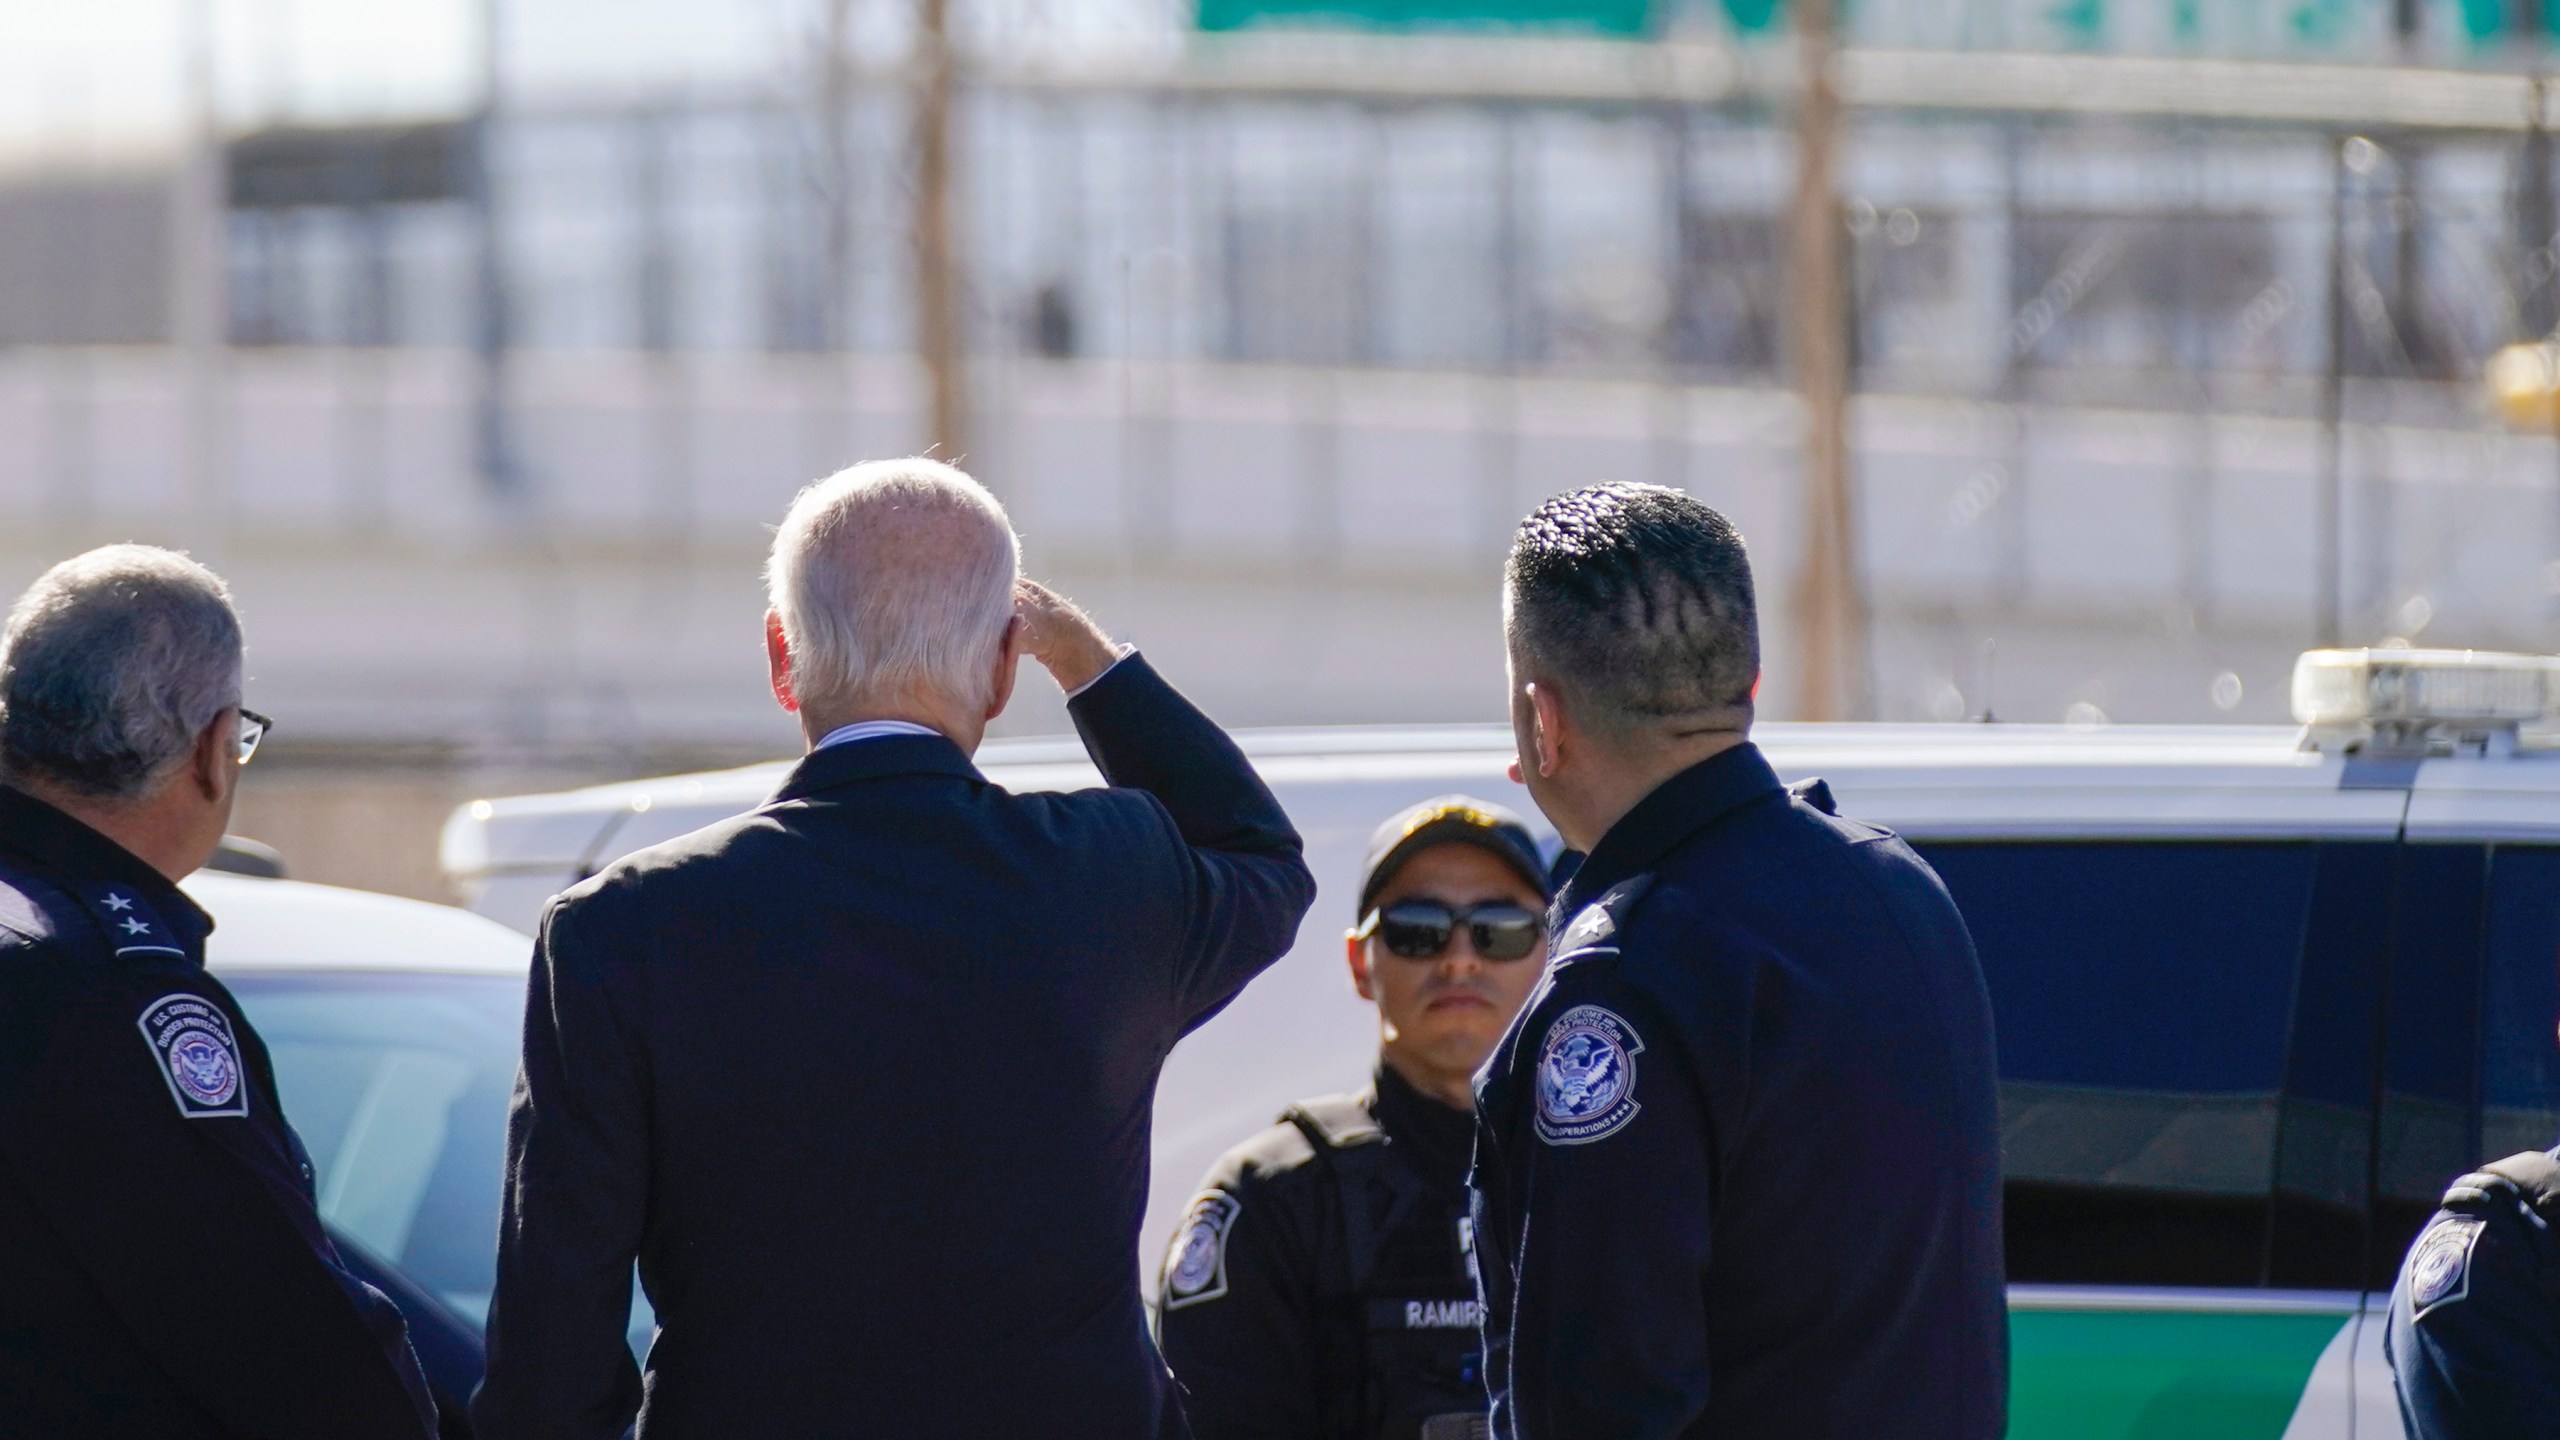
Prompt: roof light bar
<box><xmin>2293</xmin><ymin>648</ymin><xmax>2558</xmax><ymax>754</ymax></box>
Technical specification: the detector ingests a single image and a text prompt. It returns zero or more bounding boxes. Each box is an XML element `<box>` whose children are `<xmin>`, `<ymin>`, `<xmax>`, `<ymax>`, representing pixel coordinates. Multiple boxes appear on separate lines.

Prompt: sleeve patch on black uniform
<box><xmin>1163</xmin><ymin>1191</ymin><xmax>1241</xmax><ymax>1309</ymax></box>
<box><xmin>2408</xmin><ymin>1214</ymin><xmax>2483</xmax><ymax>1319</ymax></box>
<box><xmin>136</xmin><ymin>993</ymin><xmax>248</xmax><ymax>1118</ymax></box>
<box><xmin>1534</xmin><ymin>1003</ymin><xmax>1644</xmax><ymax>1145</ymax></box>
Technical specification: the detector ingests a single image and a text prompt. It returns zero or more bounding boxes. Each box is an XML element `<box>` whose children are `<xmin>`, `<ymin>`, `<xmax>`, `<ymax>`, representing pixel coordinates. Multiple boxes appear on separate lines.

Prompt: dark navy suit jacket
<box><xmin>472</xmin><ymin>656</ymin><xmax>1317</xmax><ymax>1440</ymax></box>
<box><xmin>1471</xmin><ymin>742</ymin><xmax>2007</xmax><ymax>1439</ymax></box>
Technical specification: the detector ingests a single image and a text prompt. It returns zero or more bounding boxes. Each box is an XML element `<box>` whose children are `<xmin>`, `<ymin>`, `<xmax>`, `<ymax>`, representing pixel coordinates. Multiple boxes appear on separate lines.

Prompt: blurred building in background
<box><xmin>7</xmin><ymin>0</ymin><xmax>2560</xmax><ymax>894</ymax></box>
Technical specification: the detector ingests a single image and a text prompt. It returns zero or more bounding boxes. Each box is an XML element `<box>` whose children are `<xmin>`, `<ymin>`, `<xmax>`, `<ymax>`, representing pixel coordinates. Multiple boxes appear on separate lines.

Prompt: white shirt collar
<box><xmin>809</xmin><ymin>650</ymin><xmax>1135</xmax><ymax>753</ymax></box>
<box><xmin>812</xmin><ymin>719</ymin><xmax>944</xmax><ymax>752</ymax></box>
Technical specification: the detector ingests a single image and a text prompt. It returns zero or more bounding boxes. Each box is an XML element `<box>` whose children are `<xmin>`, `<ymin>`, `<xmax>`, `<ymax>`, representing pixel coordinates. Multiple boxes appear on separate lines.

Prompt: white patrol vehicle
<box><xmin>441</xmin><ymin>648</ymin><xmax>2560</xmax><ymax>1440</ymax></box>
<box><xmin>180</xmin><ymin>866</ymin><xmax>536</xmax><ymax>1433</ymax></box>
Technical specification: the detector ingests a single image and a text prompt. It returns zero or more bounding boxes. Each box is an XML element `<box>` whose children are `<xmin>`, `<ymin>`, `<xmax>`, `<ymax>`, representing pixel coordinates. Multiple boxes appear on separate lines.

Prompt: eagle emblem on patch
<box><xmin>2408</xmin><ymin>1214</ymin><xmax>2483</xmax><ymax>1319</ymax></box>
<box><xmin>1163</xmin><ymin>1191</ymin><xmax>1241</xmax><ymax>1310</ymax></box>
<box><xmin>1535</xmin><ymin>1003</ymin><xmax>1643</xmax><ymax>1145</ymax></box>
<box><xmin>137</xmin><ymin>994</ymin><xmax>248</xmax><ymax>1118</ymax></box>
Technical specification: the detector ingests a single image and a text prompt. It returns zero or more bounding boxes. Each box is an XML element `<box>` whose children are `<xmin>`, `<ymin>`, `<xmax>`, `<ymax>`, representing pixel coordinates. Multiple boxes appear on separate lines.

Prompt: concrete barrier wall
<box><xmin>4</xmin><ymin>344</ymin><xmax>2552</xmax><ymax>758</ymax></box>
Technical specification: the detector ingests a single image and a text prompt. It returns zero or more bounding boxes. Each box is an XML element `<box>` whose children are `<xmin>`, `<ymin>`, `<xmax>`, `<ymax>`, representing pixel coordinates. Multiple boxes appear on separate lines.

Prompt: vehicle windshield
<box><xmin>228</xmin><ymin>969</ymin><xmax>660</xmax><ymax>1353</ymax></box>
<box><xmin>224</xmin><ymin>972</ymin><xmax>523</xmax><ymax>1326</ymax></box>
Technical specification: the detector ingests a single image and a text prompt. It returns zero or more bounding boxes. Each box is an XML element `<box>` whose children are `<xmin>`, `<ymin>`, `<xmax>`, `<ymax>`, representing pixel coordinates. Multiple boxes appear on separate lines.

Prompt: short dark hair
<box><xmin>1504</xmin><ymin>483</ymin><xmax>1758</xmax><ymax>735</ymax></box>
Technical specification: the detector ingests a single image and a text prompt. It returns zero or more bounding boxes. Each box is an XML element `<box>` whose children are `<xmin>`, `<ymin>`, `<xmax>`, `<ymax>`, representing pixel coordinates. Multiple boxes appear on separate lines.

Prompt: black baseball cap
<box><xmin>1356</xmin><ymin>795</ymin><xmax>1552</xmax><ymax>918</ymax></box>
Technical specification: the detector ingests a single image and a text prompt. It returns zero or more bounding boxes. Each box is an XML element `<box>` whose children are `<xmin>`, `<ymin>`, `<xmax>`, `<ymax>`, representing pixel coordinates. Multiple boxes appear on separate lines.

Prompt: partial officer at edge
<box><xmin>0</xmin><ymin>545</ymin><xmax>436</xmax><ymax>1438</ymax></box>
<box><xmin>1158</xmin><ymin>797</ymin><xmax>1553</xmax><ymax>1440</ymax></box>
<box><xmin>2386</xmin><ymin>1145</ymin><xmax>2560</xmax><ymax>1439</ymax></box>
<box><xmin>1469</xmin><ymin>483</ymin><xmax>2008</xmax><ymax>1438</ymax></box>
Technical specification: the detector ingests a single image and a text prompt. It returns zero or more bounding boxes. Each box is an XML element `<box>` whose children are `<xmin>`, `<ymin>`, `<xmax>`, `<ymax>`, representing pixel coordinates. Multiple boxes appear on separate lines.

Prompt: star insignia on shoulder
<box><xmin>120</xmin><ymin>916</ymin><xmax>151</xmax><ymax>937</ymax></box>
<box><xmin>103</xmin><ymin>893</ymin><xmax>134</xmax><ymax>912</ymax></box>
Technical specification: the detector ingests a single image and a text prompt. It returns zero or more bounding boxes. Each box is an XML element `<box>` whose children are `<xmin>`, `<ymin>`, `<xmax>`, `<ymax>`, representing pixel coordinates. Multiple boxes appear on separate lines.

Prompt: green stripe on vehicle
<box><xmin>2008</xmin><ymin>1307</ymin><xmax>2349</xmax><ymax>1440</ymax></box>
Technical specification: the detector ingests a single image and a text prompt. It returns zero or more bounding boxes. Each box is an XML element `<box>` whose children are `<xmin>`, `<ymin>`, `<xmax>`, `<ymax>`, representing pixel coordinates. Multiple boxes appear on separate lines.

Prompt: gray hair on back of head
<box><xmin>0</xmin><ymin>545</ymin><xmax>245</xmax><ymax>801</ymax></box>
<box><xmin>765</xmin><ymin>458</ymin><xmax>1022</xmax><ymax>719</ymax></box>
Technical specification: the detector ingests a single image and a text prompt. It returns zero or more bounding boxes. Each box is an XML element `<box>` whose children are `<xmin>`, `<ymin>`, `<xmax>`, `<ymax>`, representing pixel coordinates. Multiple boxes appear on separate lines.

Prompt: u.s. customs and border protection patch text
<box><xmin>1163</xmin><ymin>1191</ymin><xmax>1242</xmax><ymax>1309</ymax></box>
<box><xmin>137</xmin><ymin>993</ymin><xmax>248</xmax><ymax>1118</ymax></box>
<box><xmin>2408</xmin><ymin>1213</ymin><xmax>2484</xmax><ymax>1319</ymax></box>
<box><xmin>1535</xmin><ymin>1003</ymin><xmax>1643</xmax><ymax>1145</ymax></box>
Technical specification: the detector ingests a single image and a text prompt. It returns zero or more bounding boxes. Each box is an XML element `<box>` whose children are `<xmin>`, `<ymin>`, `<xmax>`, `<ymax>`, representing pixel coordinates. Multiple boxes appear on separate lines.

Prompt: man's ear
<box><xmin>1528</xmin><ymin>682</ymin><xmax>1567</xmax><ymax>779</ymax></box>
<box><xmin>1346</xmin><ymin>932</ymin><xmax>1377</xmax><ymax>1002</ymax></box>
<box><xmin>190</xmin><ymin>710</ymin><xmax>231</xmax><ymax>803</ymax></box>
<box><xmin>983</xmin><ymin>615</ymin><xmax>1024</xmax><ymax>722</ymax></box>
<box><xmin>765</xmin><ymin>610</ymin><xmax>798</xmax><ymax>713</ymax></box>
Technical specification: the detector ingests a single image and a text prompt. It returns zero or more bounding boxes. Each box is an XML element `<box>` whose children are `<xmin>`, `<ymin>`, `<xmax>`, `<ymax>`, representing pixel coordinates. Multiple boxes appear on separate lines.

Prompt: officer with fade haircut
<box><xmin>1159</xmin><ymin>796</ymin><xmax>1554</xmax><ymax>1440</ymax></box>
<box><xmin>2386</xmin><ymin>1142</ymin><xmax>2560</xmax><ymax>1439</ymax></box>
<box><xmin>1470</xmin><ymin>483</ymin><xmax>2007</xmax><ymax>1439</ymax></box>
<box><xmin>0</xmin><ymin>546</ymin><xmax>436</xmax><ymax>1439</ymax></box>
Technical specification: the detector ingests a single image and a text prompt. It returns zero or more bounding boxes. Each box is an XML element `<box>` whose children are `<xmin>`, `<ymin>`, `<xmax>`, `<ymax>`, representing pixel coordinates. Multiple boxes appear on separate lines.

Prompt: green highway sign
<box><xmin>1196</xmin><ymin>0</ymin><xmax>1653</xmax><ymax>35</ymax></box>
<box><xmin>1197</xmin><ymin>0</ymin><xmax>2560</xmax><ymax>54</ymax></box>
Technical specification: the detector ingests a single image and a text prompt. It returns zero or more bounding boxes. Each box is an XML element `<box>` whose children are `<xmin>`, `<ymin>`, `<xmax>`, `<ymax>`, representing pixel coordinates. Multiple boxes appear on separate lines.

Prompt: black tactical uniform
<box><xmin>1471</xmin><ymin>747</ymin><xmax>2008</xmax><ymax>1439</ymax></box>
<box><xmin>2387</xmin><ymin>1148</ymin><xmax>2560</xmax><ymax>1440</ymax></box>
<box><xmin>1159</xmin><ymin>1064</ymin><xmax>1491</xmax><ymax>1440</ymax></box>
<box><xmin>0</xmin><ymin>785</ymin><xmax>436</xmax><ymax>1439</ymax></box>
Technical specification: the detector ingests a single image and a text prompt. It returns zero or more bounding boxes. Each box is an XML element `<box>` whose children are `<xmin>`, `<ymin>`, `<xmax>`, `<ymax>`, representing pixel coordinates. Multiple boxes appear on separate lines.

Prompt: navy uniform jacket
<box><xmin>0</xmin><ymin>786</ymin><xmax>437</xmax><ymax>1439</ymax></box>
<box><xmin>2386</xmin><ymin>1149</ymin><xmax>2560</xmax><ymax>1440</ymax></box>
<box><xmin>473</xmin><ymin>655</ymin><xmax>1319</xmax><ymax>1440</ymax></box>
<box><xmin>1470</xmin><ymin>743</ymin><xmax>2007</xmax><ymax>1440</ymax></box>
<box><xmin>1157</xmin><ymin>1064</ymin><xmax>1489</xmax><ymax>1440</ymax></box>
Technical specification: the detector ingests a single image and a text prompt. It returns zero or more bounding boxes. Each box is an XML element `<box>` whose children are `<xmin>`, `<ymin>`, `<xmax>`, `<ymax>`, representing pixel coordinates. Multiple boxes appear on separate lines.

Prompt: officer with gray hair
<box><xmin>474</xmin><ymin>457</ymin><xmax>1317</xmax><ymax>1439</ymax></box>
<box><xmin>0</xmin><ymin>545</ymin><xmax>437</xmax><ymax>1438</ymax></box>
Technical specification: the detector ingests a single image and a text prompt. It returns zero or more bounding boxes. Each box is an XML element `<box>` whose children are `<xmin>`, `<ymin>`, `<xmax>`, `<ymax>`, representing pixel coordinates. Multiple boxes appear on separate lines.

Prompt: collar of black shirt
<box><xmin>770</xmin><ymin>731</ymin><xmax>982</xmax><ymax>805</ymax></box>
<box><xmin>1371</xmin><ymin>1062</ymin><xmax>1478</xmax><ymax>1191</ymax></box>
<box><xmin>0</xmin><ymin>783</ymin><xmax>215</xmax><ymax>945</ymax></box>
<box><xmin>1556</xmin><ymin>740</ymin><xmax>1784</xmax><ymax>921</ymax></box>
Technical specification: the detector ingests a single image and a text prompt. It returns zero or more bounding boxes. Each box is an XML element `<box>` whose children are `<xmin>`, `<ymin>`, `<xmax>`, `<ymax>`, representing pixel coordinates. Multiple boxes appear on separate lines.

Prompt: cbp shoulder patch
<box><xmin>1163</xmin><ymin>1191</ymin><xmax>1242</xmax><ymax>1310</ymax></box>
<box><xmin>136</xmin><ymin>993</ymin><xmax>248</xmax><ymax>1118</ymax></box>
<box><xmin>1534</xmin><ymin>1003</ymin><xmax>1644</xmax><ymax>1145</ymax></box>
<box><xmin>2408</xmin><ymin>1214</ymin><xmax>2484</xmax><ymax>1319</ymax></box>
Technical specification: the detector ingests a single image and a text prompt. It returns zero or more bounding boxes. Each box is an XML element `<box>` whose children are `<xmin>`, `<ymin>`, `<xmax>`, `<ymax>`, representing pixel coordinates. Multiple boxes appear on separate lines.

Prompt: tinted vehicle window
<box><xmin>1916</xmin><ymin>842</ymin><xmax>2348</xmax><ymax>1288</ymax></box>
<box><xmin>2371</xmin><ymin>845</ymin><xmax>2487</xmax><ymax>1284</ymax></box>
<box><xmin>225</xmin><ymin>974</ymin><xmax>522</xmax><ymax>1325</ymax></box>
<box><xmin>2481</xmin><ymin>847</ymin><xmax>2560</xmax><ymax>1162</ymax></box>
<box><xmin>227</xmin><ymin>971</ymin><xmax>659</xmax><ymax>1357</ymax></box>
<box><xmin>2358</xmin><ymin>845</ymin><xmax>2560</xmax><ymax>1286</ymax></box>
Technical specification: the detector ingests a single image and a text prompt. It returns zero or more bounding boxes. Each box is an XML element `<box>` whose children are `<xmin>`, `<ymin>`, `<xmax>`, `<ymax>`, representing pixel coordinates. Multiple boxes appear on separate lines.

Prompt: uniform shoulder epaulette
<box><xmin>1552</xmin><ymin>874</ymin><xmax>1657</xmax><ymax>964</ymax></box>
<box><xmin>1281</xmin><ymin>1092</ymin><xmax>1384</xmax><ymax>1151</ymax></box>
<box><xmin>1788</xmin><ymin>776</ymin><xmax>1839</xmax><ymax>815</ymax></box>
<box><xmin>1200</xmin><ymin>1117</ymin><xmax>1322</xmax><ymax>1191</ymax></box>
<box><xmin>2443</xmin><ymin>1150</ymin><xmax>2560</xmax><ymax>1221</ymax></box>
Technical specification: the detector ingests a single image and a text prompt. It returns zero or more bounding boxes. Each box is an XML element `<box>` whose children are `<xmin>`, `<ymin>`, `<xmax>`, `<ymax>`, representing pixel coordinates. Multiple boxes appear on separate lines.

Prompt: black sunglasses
<box><xmin>1354</xmin><ymin>900</ymin><xmax>1543</xmax><ymax>962</ymax></box>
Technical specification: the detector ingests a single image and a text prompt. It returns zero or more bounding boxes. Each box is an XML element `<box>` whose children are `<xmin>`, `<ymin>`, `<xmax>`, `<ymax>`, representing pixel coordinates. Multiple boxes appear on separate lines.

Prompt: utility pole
<box><xmin>472</xmin><ymin>0</ymin><xmax>517</xmax><ymax>499</ymax></box>
<box><xmin>2521</xmin><ymin>80</ymin><xmax>2557</xmax><ymax>338</ymax></box>
<box><xmin>2316</xmin><ymin>136</ymin><xmax>2349</xmax><ymax>649</ymax></box>
<box><xmin>173</xmin><ymin>0</ymin><xmax>229</xmax><ymax>558</ymax></box>
<box><xmin>913</xmin><ymin>0</ymin><xmax>969</xmax><ymax>461</ymax></box>
<box><xmin>823</xmin><ymin>0</ymin><xmax>859</xmax><ymax>355</ymax></box>
<box><xmin>1787</xmin><ymin>0</ymin><xmax>1866</xmax><ymax>720</ymax></box>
